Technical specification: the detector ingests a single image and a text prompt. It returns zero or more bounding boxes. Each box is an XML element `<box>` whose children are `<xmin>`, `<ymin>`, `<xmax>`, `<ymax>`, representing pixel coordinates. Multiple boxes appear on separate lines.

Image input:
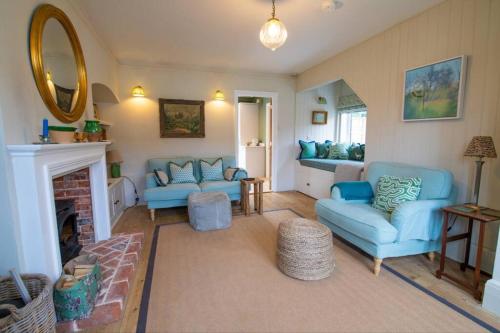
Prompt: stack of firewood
<box><xmin>60</xmin><ymin>264</ymin><xmax>95</xmax><ymax>289</ymax></box>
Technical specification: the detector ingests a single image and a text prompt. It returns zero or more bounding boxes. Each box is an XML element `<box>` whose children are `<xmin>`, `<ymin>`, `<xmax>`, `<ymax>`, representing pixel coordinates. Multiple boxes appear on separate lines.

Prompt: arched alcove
<box><xmin>91</xmin><ymin>82</ymin><xmax>119</xmax><ymax>104</ymax></box>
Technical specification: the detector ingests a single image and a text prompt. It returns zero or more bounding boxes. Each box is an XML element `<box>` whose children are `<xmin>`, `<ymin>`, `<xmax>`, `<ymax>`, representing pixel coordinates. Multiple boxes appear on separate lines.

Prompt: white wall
<box><xmin>0</xmin><ymin>0</ymin><xmax>118</xmax><ymax>274</ymax></box>
<box><xmin>239</xmin><ymin>102</ymin><xmax>260</xmax><ymax>145</ymax></box>
<box><xmin>101</xmin><ymin>64</ymin><xmax>296</xmax><ymax>204</ymax></box>
<box><xmin>297</xmin><ymin>0</ymin><xmax>500</xmax><ymax>272</ymax></box>
<box><xmin>295</xmin><ymin>82</ymin><xmax>336</xmax><ymax>143</ymax></box>
<box><xmin>0</xmin><ymin>105</ymin><xmax>21</xmax><ymax>275</ymax></box>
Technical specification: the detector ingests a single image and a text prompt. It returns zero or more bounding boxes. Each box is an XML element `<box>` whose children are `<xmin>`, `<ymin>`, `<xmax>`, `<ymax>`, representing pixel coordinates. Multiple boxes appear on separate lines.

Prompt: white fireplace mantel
<box><xmin>7</xmin><ymin>142</ymin><xmax>111</xmax><ymax>281</ymax></box>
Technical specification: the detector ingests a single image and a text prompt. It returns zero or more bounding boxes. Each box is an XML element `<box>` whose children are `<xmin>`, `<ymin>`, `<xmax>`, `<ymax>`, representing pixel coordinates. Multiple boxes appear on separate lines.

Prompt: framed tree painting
<box><xmin>402</xmin><ymin>56</ymin><xmax>467</xmax><ymax>121</ymax></box>
<box><xmin>159</xmin><ymin>99</ymin><xmax>205</xmax><ymax>138</ymax></box>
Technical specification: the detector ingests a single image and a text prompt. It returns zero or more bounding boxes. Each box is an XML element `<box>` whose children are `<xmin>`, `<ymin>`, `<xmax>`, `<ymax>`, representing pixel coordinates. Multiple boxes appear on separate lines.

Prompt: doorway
<box><xmin>234</xmin><ymin>90</ymin><xmax>278</xmax><ymax>192</ymax></box>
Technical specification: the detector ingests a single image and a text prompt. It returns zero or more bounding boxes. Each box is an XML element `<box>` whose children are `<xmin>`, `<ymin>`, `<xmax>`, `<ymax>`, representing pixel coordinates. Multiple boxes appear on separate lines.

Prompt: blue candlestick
<box><xmin>42</xmin><ymin>118</ymin><xmax>48</xmax><ymax>138</ymax></box>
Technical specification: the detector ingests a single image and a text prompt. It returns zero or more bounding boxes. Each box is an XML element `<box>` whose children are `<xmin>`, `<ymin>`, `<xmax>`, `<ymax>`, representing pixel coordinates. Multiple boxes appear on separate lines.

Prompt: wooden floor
<box><xmin>90</xmin><ymin>191</ymin><xmax>500</xmax><ymax>332</ymax></box>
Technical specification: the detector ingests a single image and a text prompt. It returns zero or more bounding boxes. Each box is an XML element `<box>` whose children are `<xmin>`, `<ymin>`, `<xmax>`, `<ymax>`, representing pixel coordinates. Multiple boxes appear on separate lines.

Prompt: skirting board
<box><xmin>483</xmin><ymin>279</ymin><xmax>500</xmax><ymax>316</ymax></box>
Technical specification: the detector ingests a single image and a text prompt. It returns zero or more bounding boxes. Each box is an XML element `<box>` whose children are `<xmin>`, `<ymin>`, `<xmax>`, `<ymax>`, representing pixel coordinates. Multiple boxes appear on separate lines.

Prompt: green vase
<box><xmin>83</xmin><ymin>120</ymin><xmax>102</xmax><ymax>133</ymax></box>
<box><xmin>111</xmin><ymin>163</ymin><xmax>121</xmax><ymax>178</ymax></box>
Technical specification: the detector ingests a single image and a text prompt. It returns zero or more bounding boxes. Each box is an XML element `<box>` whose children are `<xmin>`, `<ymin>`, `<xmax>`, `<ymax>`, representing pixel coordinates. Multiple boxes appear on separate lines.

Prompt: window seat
<box><xmin>299</xmin><ymin>158</ymin><xmax>364</xmax><ymax>173</ymax></box>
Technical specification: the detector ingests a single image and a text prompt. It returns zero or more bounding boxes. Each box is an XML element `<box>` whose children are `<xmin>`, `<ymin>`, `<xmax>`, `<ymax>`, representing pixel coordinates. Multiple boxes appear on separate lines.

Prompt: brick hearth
<box><xmin>56</xmin><ymin>232</ymin><xmax>144</xmax><ymax>332</ymax></box>
<box><xmin>53</xmin><ymin>168</ymin><xmax>94</xmax><ymax>245</ymax></box>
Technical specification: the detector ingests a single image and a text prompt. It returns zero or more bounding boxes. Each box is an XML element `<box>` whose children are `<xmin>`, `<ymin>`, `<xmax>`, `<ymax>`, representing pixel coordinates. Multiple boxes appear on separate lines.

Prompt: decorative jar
<box><xmin>83</xmin><ymin>120</ymin><xmax>102</xmax><ymax>142</ymax></box>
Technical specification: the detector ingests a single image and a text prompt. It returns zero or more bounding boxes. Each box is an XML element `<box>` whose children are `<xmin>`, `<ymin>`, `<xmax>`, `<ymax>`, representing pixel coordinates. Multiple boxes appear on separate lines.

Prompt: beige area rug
<box><xmin>138</xmin><ymin>209</ymin><xmax>493</xmax><ymax>332</ymax></box>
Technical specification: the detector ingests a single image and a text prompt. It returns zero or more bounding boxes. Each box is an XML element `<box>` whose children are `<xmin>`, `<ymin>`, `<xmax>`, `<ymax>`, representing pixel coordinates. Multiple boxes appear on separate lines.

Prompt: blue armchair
<box><xmin>315</xmin><ymin>161</ymin><xmax>455</xmax><ymax>275</ymax></box>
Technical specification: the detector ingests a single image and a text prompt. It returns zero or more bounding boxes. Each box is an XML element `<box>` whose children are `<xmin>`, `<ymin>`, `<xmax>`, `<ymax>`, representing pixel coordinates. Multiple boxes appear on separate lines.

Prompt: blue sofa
<box><xmin>144</xmin><ymin>156</ymin><xmax>247</xmax><ymax>221</ymax></box>
<box><xmin>315</xmin><ymin>161</ymin><xmax>455</xmax><ymax>275</ymax></box>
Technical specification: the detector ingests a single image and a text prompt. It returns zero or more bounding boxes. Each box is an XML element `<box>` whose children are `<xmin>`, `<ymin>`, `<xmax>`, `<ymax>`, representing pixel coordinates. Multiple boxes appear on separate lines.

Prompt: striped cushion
<box><xmin>153</xmin><ymin>169</ymin><xmax>169</xmax><ymax>186</ymax></box>
<box><xmin>224</xmin><ymin>167</ymin><xmax>240</xmax><ymax>181</ymax></box>
<box><xmin>169</xmin><ymin>161</ymin><xmax>197</xmax><ymax>184</ymax></box>
<box><xmin>372</xmin><ymin>176</ymin><xmax>422</xmax><ymax>213</ymax></box>
<box><xmin>200</xmin><ymin>158</ymin><xmax>224</xmax><ymax>181</ymax></box>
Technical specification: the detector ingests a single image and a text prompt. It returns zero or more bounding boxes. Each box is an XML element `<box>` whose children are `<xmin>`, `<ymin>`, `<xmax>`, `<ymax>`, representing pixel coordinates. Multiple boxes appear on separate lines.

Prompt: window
<box><xmin>337</xmin><ymin>109</ymin><xmax>367</xmax><ymax>144</ymax></box>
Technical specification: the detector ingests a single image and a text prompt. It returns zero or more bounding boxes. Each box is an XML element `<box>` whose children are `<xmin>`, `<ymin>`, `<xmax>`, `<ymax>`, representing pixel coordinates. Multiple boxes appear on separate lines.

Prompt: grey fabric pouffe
<box><xmin>277</xmin><ymin>218</ymin><xmax>335</xmax><ymax>280</ymax></box>
<box><xmin>188</xmin><ymin>192</ymin><xmax>232</xmax><ymax>231</ymax></box>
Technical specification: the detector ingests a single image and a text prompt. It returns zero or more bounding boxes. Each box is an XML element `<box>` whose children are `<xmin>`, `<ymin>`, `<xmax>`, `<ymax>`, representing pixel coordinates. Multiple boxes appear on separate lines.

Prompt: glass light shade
<box><xmin>131</xmin><ymin>85</ymin><xmax>145</xmax><ymax>97</ymax></box>
<box><xmin>214</xmin><ymin>90</ymin><xmax>225</xmax><ymax>101</ymax></box>
<box><xmin>260</xmin><ymin>18</ymin><xmax>287</xmax><ymax>51</ymax></box>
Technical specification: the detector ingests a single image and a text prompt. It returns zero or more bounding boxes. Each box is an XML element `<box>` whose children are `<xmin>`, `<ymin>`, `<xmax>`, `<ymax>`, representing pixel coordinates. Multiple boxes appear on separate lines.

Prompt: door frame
<box><xmin>234</xmin><ymin>90</ymin><xmax>278</xmax><ymax>192</ymax></box>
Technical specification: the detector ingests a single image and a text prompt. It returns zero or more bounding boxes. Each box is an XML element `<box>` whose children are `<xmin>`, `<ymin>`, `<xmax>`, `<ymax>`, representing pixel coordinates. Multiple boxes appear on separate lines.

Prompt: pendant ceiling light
<box><xmin>259</xmin><ymin>0</ymin><xmax>287</xmax><ymax>51</ymax></box>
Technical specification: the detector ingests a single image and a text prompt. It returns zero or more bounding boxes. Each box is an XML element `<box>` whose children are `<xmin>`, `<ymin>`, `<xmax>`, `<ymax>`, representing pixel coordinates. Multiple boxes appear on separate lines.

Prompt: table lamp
<box><xmin>464</xmin><ymin>136</ymin><xmax>497</xmax><ymax>207</ymax></box>
<box><xmin>106</xmin><ymin>150</ymin><xmax>123</xmax><ymax>178</ymax></box>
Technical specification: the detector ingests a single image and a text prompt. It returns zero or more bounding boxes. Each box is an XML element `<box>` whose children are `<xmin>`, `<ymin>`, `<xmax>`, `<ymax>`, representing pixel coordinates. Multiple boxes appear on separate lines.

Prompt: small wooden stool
<box><xmin>240</xmin><ymin>178</ymin><xmax>264</xmax><ymax>216</ymax></box>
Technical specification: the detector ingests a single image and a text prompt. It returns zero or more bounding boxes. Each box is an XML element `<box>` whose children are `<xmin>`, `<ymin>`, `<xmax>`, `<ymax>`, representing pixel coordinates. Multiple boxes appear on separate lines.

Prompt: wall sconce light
<box><xmin>317</xmin><ymin>96</ymin><xmax>327</xmax><ymax>104</ymax></box>
<box><xmin>214</xmin><ymin>90</ymin><xmax>225</xmax><ymax>101</ymax></box>
<box><xmin>131</xmin><ymin>85</ymin><xmax>145</xmax><ymax>97</ymax></box>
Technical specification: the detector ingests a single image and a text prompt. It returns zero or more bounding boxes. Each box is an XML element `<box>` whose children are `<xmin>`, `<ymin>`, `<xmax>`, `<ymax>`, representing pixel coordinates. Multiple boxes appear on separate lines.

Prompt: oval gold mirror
<box><xmin>30</xmin><ymin>4</ymin><xmax>87</xmax><ymax>123</ymax></box>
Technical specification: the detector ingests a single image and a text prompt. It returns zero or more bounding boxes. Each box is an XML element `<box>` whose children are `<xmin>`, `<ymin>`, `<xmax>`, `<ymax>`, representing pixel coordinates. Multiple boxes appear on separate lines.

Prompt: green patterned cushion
<box><xmin>372</xmin><ymin>176</ymin><xmax>422</xmax><ymax>213</ymax></box>
<box><xmin>299</xmin><ymin>140</ymin><xmax>317</xmax><ymax>159</ymax></box>
<box><xmin>327</xmin><ymin>143</ymin><xmax>348</xmax><ymax>160</ymax></box>
<box><xmin>169</xmin><ymin>161</ymin><xmax>197</xmax><ymax>184</ymax></box>
<box><xmin>316</xmin><ymin>140</ymin><xmax>333</xmax><ymax>159</ymax></box>
<box><xmin>347</xmin><ymin>143</ymin><xmax>365</xmax><ymax>161</ymax></box>
<box><xmin>200</xmin><ymin>158</ymin><xmax>224</xmax><ymax>181</ymax></box>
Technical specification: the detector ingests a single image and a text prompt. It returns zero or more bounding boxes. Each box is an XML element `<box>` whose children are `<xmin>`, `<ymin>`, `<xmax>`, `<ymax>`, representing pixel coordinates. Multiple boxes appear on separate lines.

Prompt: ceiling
<box><xmin>74</xmin><ymin>0</ymin><xmax>443</xmax><ymax>75</ymax></box>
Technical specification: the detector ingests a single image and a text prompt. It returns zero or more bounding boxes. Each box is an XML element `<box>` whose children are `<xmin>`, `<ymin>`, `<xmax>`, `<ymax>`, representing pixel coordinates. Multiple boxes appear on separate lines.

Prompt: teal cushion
<box><xmin>199</xmin><ymin>181</ymin><xmax>240</xmax><ymax>196</ymax></box>
<box><xmin>316</xmin><ymin>140</ymin><xmax>333</xmax><ymax>159</ymax></box>
<box><xmin>169</xmin><ymin>161</ymin><xmax>197</xmax><ymax>184</ymax></box>
<box><xmin>299</xmin><ymin>140</ymin><xmax>317</xmax><ymax>159</ymax></box>
<box><xmin>316</xmin><ymin>199</ymin><xmax>397</xmax><ymax>244</ymax></box>
<box><xmin>144</xmin><ymin>183</ymin><xmax>201</xmax><ymax>201</ymax></box>
<box><xmin>347</xmin><ymin>143</ymin><xmax>365</xmax><ymax>161</ymax></box>
<box><xmin>372</xmin><ymin>176</ymin><xmax>422</xmax><ymax>213</ymax></box>
<box><xmin>328</xmin><ymin>143</ymin><xmax>348</xmax><ymax>159</ymax></box>
<box><xmin>200</xmin><ymin>158</ymin><xmax>224</xmax><ymax>181</ymax></box>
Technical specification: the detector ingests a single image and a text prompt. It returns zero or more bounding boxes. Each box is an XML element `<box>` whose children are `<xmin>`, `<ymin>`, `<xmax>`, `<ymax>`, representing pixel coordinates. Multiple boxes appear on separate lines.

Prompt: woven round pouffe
<box><xmin>277</xmin><ymin>218</ymin><xmax>334</xmax><ymax>280</ymax></box>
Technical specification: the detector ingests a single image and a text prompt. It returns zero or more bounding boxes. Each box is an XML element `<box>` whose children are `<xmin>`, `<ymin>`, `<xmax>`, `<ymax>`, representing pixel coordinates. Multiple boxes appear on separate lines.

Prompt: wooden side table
<box><xmin>240</xmin><ymin>178</ymin><xmax>264</xmax><ymax>216</ymax></box>
<box><xmin>436</xmin><ymin>204</ymin><xmax>500</xmax><ymax>300</ymax></box>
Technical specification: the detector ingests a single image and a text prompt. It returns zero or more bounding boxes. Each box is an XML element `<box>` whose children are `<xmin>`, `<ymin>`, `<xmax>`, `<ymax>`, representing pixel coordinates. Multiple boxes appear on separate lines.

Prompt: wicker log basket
<box><xmin>0</xmin><ymin>274</ymin><xmax>56</xmax><ymax>333</ymax></box>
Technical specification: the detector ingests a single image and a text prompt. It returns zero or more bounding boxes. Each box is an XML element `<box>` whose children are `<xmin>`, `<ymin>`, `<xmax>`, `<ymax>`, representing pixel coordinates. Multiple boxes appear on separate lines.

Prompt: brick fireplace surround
<box><xmin>53</xmin><ymin>168</ymin><xmax>95</xmax><ymax>245</ymax></box>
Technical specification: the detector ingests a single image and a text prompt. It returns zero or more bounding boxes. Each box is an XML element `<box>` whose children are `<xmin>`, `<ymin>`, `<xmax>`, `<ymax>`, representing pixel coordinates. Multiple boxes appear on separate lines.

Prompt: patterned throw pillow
<box><xmin>328</xmin><ymin>143</ymin><xmax>349</xmax><ymax>160</ymax></box>
<box><xmin>224</xmin><ymin>167</ymin><xmax>240</xmax><ymax>181</ymax></box>
<box><xmin>372</xmin><ymin>176</ymin><xmax>422</xmax><ymax>213</ymax></box>
<box><xmin>200</xmin><ymin>158</ymin><xmax>224</xmax><ymax>181</ymax></box>
<box><xmin>169</xmin><ymin>161</ymin><xmax>197</xmax><ymax>184</ymax></box>
<box><xmin>153</xmin><ymin>169</ymin><xmax>169</xmax><ymax>186</ymax></box>
<box><xmin>347</xmin><ymin>143</ymin><xmax>365</xmax><ymax>161</ymax></box>
<box><xmin>316</xmin><ymin>140</ymin><xmax>333</xmax><ymax>159</ymax></box>
<box><xmin>299</xmin><ymin>140</ymin><xmax>317</xmax><ymax>159</ymax></box>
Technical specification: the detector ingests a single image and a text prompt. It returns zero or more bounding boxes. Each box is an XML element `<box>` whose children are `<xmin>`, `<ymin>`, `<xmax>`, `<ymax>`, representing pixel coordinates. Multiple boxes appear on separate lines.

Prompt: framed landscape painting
<box><xmin>159</xmin><ymin>99</ymin><xmax>205</xmax><ymax>138</ymax></box>
<box><xmin>312</xmin><ymin>111</ymin><xmax>328</xmax><ymax>124</ymax></box>
<box><xmin>403</xmin><ymin>56</ymin><xmax>467</xmax><ymax>121</ymax></box>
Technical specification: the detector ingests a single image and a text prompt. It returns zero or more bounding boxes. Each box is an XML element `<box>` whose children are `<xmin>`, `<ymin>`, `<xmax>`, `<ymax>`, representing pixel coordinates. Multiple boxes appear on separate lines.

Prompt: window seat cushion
<box><xmin>299</xmin><ymin>158</ymin><xmax>364</xmax><ymax>173</ymax></box>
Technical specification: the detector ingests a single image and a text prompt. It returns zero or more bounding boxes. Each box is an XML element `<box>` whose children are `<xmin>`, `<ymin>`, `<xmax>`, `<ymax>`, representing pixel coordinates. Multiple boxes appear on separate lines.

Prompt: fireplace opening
<box><xmin>56</xmin><ymin>199</ymin><xmax>81</xmax><ymax>265</ymax></box>
<box><xmin>53</xmin><ymin>167</ymin><xmax>96</xmax><ymax>268</ymax></box>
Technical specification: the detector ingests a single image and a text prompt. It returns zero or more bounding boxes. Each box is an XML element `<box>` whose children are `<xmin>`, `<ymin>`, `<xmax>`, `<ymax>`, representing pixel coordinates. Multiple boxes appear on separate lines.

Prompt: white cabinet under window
<box><xmin>108</xmin><ymin>177</ymin><xmax>125</xmax><ymax>228</ymax></box>
<box><xmin>295</xmin><ymin>162</ymin><xmax>335</xmax><ymax>199</ymax></box>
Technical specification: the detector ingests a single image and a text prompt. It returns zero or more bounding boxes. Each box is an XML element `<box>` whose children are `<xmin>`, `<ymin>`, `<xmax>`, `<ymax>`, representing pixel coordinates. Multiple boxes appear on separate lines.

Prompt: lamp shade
<box><xmin>131</xmin><ymin>85</ymin><xmax>145</xmax><ymax>97</ymax></box>
<box><xmin>260</xmin><ymin>18</ymin><xmax>287</xmax><ymax>51</ymax></box>
<box><xmin>106</xmin><ymin>150</ymin><xmax>123</xmax><ymax>164</ymax></box>
<box><xmin>464</xmin><ymin>136</ymin><xmax>497</xmax><ymax>158</ymax></box>
<box><xmin>214</xmin><ymin>90</ymin><xmax>225</xmax><ymax>101</ymax></box>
